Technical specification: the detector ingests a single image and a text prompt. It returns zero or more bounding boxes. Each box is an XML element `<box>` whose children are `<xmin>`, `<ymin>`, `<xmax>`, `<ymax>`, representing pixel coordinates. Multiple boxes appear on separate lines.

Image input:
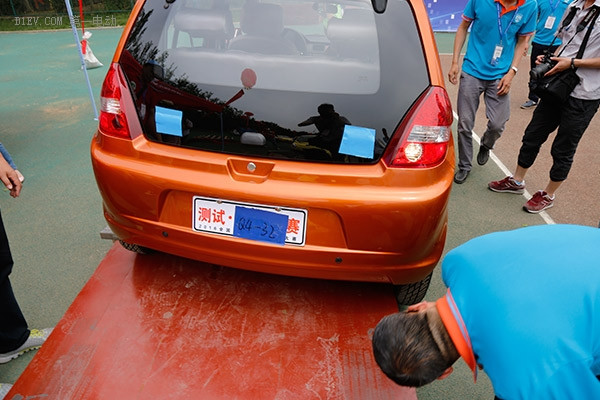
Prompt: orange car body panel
<box><xmin>91</xmin><ymin>0</ymin><xmax>455</xmax><ymax>285</ymax></box>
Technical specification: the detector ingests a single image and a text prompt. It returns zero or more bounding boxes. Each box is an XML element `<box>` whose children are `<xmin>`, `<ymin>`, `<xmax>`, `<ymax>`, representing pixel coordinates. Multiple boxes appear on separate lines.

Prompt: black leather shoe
<box><xmin>477</xmin><ymin>145</ymin><xmax>490</xmax><ymax>165</ymax></box>
<box><xmin>454</xmin><ymin>169</ymin><xmax>469</xmax><ymax>184</ymax></box>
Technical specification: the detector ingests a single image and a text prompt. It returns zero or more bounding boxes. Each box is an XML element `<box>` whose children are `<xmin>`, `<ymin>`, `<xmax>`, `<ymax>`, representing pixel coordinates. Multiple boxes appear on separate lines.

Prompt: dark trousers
<box><xmin>527</xmin><ymin>42</ymin><xmax>559</xmax><ymax>103</ymax></box>
<box><xmin>0</xmin><ymin>209</ymin><xmax>29</xmax><ymax>353</ymax></box>
<box><xmin>518</xmin><ymin>95</ymin><xmax>600</xmax><ymax>182</ymax></box>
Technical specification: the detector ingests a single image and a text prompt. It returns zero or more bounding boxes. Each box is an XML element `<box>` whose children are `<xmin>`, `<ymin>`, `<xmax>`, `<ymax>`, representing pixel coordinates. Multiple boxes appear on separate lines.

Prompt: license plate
<box><xmin>192</xmin><ymin>196</ymin><xmax>307</xmax><ymax>245</ymax></box>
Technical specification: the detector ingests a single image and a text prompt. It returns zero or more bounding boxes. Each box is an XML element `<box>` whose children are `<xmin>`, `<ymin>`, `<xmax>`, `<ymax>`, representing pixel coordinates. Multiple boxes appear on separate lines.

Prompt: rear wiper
<box><xmin>371</xmin><ymin>0</ymin><xmax>386</xmax><ymax>13</ymax></box>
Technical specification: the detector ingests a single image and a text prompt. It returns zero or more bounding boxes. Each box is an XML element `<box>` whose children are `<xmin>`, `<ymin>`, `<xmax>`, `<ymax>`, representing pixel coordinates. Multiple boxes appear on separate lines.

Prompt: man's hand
<box><xmin>406</xmin><ymin>301</ymin><xmax>435</xmax><ymax>313</ymax></box>
<box><xmin>545</xmin><ymin>56</ymin><xmax>572</xmax><ymax>77</ymax></box>
<box><xmin>448</xmin><ymin>63</ymin><xmax>460</xmax><ymax>85</ymax></box>
<box><xmin>497</xmin><ymin>72</ymin><xmax>515</xmax><ymax>96</ymax></box>
<box><xmin>0</xmin><ymin>156</ymin><xmax>22</xmax><ymax>198</ymax></box>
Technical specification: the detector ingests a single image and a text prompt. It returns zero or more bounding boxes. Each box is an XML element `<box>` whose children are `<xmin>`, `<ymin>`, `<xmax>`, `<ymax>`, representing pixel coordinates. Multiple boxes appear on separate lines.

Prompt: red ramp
<box><xmin>8</xmin><ymin>243</ymin><xmax>416</xmax><ymax>399</ymax></box>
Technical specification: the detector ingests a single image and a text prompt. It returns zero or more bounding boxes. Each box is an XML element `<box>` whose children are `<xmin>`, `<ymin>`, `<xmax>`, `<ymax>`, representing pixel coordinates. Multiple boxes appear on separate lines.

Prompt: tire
<box><xmin>393</xmin><ymin>272</ymin><xmax>433</xmax><ymax>308</ymax></box>
<box><xmin>119</xmin><ymin>240</ymin><xmax>153</xmax><ymax>255</ymax></box>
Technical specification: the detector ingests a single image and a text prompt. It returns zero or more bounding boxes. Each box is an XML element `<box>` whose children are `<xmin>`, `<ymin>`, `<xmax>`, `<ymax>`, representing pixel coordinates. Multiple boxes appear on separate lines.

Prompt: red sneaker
<box><xmin>488</xmin><ymin>176</ymin><xmax>525</xmax><ymax>194</ymax></box>
<box><xmin>523</xmin><ymin>191</ymin><xmax>554</xmax><ymax>213</ymax></box>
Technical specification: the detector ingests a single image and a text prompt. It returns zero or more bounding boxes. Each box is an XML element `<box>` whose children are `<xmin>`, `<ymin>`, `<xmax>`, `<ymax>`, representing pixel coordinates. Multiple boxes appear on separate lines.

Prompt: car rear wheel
<box><xmin>119</xmin><ymin>240</ymin><xmax>154</xmax><ymax>255</ymax></box>
<box><xmin>393</xmin><ymin>272</ymin><xmax>432</xmax><ymax>307</ymax></box>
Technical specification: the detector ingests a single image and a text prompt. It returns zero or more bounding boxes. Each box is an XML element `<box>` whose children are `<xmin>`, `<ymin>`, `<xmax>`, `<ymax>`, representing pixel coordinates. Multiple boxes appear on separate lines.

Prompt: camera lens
<box><xmin>530</xmin><ymin>62</ymin><xmax>553</xmax><ymax>81</ymax></box>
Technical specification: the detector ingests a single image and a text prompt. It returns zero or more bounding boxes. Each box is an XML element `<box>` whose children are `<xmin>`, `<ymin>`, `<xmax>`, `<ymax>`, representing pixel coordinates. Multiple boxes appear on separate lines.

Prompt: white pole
<box><xmin>64</xmin><ymin>0</ymin><xmax>99</xmax><ymax>120</ymax></box>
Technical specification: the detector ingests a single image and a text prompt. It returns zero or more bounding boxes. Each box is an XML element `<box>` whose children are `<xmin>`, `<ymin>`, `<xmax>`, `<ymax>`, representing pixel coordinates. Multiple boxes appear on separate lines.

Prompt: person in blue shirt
<box><xmin>521</xmin><ymin>0</ymin><xmax>573</xmax><ymax>109</ymax></box>
<box><xmin>449</xmin><ymin>0</ymin><xmax>537</xmax><ymax>184</ymax></box>
<box><xmin>372</xmin><ymin>224</ymin><xmax>600</xmax><ymax>400</ymax></box>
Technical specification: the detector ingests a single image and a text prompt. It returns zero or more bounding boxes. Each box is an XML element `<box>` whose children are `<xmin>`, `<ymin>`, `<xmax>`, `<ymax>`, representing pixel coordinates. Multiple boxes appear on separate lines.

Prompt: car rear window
<box><xmin>121</xmin><ymin>0</ymin><xmax>430</xmax><ymax>164</ymax></box>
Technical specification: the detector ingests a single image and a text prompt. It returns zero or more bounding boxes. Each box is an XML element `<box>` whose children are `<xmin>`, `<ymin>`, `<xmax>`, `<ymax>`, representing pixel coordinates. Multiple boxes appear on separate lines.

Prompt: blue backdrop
<box><xmin>426</xmin><ymin>0</ymin><xmax>467</xmax><ymax>32</ymax></box>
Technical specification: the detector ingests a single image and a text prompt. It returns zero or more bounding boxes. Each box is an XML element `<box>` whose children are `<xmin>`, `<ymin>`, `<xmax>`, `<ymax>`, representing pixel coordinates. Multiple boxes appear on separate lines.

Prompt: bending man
<box><xmin>372</xmin><ymin>224</ymin><xmax>600</xmax><ymax>399</ymax></box>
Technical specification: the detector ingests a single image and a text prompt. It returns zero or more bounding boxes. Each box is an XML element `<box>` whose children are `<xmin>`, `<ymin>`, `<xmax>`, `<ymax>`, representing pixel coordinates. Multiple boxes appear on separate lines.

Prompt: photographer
<box><xmin>489</xmin><ymin>0</ymin><xmax>600</xmax><ymax>213</ymax></box>
<box><xmin>449</xmin><ymin>0</ymin><xmax>537</xmax><ymax>184</ymax></box>
<box><xmin>520</xmin><ymin>0</ymin><xmax>572</xmax><ymax>109</ymax></box>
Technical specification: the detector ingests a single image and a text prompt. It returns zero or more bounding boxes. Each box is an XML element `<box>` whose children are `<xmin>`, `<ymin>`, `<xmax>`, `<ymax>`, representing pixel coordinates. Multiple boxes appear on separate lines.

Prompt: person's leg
<box><xmin>480</xmin><ymin>79</ymin><xmax>511</xmax><ymax>152</ymax></box>
<box><xmin>455</xmin><ymin>72</ymin><xmax>483</xmax><ymax>173</ymax></box>
<box><xmin>0</xmin><ymin>210</ymin><xmax>29</xmax><ymax>354</ymax></box>
<box><xmin>522</xmin><ymin>97</ymin><xmax>599</xmax><ymax>213</ymax></box>
<box><xmin>545</xmin><ymin>97</ymin><xmax>600</xmax><ymax>196</ymax></box>
<box><xmin>515</xmin><ymin>99</ymin><xmax>562</xmax><ymax>180</ymax></box>
<box><xmin>489</xmin><ymin>98</ymin><xmax>560</xmax><ymax>194</ymax></box>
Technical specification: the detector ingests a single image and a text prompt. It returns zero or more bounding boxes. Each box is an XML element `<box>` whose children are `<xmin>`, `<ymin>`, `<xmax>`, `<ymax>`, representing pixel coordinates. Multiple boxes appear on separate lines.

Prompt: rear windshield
<box><xmin>121</xmin><ymin>0</ymin><xmax>429</xmax><ymax>164</ymax></box>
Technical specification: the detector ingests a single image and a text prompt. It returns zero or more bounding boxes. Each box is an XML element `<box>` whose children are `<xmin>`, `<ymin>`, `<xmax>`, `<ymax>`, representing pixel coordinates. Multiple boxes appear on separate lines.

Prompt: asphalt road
<box><xmin>0</xmin><ymin>28</ymin><xmax>596</xmax><ymax>400</ymax></box>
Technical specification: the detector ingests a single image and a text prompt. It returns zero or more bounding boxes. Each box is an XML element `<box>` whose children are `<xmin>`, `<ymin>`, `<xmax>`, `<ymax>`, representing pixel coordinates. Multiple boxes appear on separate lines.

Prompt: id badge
<box><xmin>491</xmin><ymin>44</ymin><xmax>503</xmax><ymax>66</ymax></box>
<box><xmin>545</xmin><ymin>16</ymin><xmax>556</xmax><ymax>29</ymax></box>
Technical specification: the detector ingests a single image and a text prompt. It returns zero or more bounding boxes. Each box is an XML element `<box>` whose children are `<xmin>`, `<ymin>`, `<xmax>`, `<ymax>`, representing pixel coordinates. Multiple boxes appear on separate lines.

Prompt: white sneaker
<box><xmin>0</xmin><ymin>328</ymin><xmax>53</xmax><ymax>364</ymax></box>
<box><xmin>0</xmin><ymin>383</ymin><xmax>13</xmax><ymax>400</ymax></box>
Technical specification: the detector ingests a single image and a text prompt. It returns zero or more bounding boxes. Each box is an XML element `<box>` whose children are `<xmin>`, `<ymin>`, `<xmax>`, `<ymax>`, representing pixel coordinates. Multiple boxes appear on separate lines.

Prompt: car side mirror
<box><xmin>151</xmin><ymin>63</ymin><xmax>164</xmax><ymax>80</ymax></box>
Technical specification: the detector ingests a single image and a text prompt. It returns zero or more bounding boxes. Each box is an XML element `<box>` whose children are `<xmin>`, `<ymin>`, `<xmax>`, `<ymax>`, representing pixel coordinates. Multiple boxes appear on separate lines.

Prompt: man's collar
<box><xmin>496</xmin><ymin>0</ymin><xmax>526</xmax><ymax>15</ymax></box>
<box><xmin>436</xmin><ymin>289</ymin><xmax>478</xmax><ymax>382</ymax></box>
<box><xmin>573</xmin><ymin>0</ymin><xmax>600</xmax><ymax>9</ymax></box>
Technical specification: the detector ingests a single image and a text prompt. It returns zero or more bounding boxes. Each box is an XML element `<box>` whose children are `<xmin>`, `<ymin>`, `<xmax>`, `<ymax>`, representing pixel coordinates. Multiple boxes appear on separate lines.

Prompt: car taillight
<box><xmin>386</xmin><ymin>87</ymin><xmax>453</xmax><ymax>168</ymax></box>
<box><xmin>99</xmin><ymin>63</ymin><xmax>131</xmax><ymax>139</ymax></box>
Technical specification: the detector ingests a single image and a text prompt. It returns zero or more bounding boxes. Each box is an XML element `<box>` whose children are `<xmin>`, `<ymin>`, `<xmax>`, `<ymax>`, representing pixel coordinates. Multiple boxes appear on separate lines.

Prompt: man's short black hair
<box><xmin>371</xmin><ymin>312</ymin><xmax>455</xmax><ymax>387</ymax></box>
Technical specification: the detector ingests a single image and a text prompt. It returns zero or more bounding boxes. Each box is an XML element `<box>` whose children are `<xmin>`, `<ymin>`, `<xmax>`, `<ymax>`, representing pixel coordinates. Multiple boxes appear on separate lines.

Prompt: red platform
<box><xmin>7</xmin><ymin>243</ymin><xmax>416</xmax><ymax>399</ymax></box>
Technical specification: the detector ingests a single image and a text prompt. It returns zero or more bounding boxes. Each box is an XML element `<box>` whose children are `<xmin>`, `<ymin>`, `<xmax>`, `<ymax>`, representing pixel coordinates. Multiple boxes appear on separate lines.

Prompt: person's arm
<box><xmin>545</xmin><ymin>56</ymin><xmax>600</xmax><ymax>77</ymax></box>
<box><xmin>497</xmin><ymin>35</ymin><xmax>531</xmax><ymax>95</ymax></box>
<box><xmin>570</xmin><ymin>57</ymin><xmax>600</xmax><ymax>69</ymax></box>
<box><xmin>448</xmin><ymin>19</ymin><xmax>471</xmax><ymax>85</ymax></box>
<box><xmin>0</xmin><ymin>153</ymin><xmax>21</xmax><ymax>198</ymax></box>
<box><xmin>298</xmin><ymin>116</ymin><xmax>316</xmax><ymax>127</ymax></box>
<box><xmin>0</xmin><ymin>143</ymin><xmax>17</xmax><ymax>170</ymax></box>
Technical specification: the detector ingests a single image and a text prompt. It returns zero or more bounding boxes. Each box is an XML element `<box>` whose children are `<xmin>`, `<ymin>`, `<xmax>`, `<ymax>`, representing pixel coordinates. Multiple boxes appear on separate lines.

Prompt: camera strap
<box><xmin>548</xmin><ymin>5</ymin><xmax>598</xmax><ymax>51</ymax></box>
<box><xmin>554</xmin><ymin>5</ymin><xmax>600</xmax><ymax>62</ymax></box>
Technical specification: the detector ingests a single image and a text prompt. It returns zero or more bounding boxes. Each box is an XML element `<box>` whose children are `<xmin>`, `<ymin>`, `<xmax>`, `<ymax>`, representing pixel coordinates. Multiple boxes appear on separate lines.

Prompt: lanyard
<box><xmin>548</xmin><ymin>0</ymin><xmax>561</xmax><ymax>14</ymax></box>
<box><xmin>496</xmin><ymin>2</ymin><xmax>520</xmax><ymax>44</ymax></box>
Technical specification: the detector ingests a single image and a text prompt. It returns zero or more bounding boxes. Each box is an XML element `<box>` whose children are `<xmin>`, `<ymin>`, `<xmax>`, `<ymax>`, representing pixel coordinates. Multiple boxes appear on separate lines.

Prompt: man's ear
<box><xmin>437</xmin><ymin>367</ymin><xmax>454</xmax><ymax>380</ymax></box>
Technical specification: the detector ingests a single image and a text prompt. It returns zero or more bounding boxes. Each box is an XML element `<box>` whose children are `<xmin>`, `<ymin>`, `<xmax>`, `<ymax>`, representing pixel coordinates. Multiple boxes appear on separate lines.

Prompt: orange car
<box><xmin>91</xmin><ymin>0</ymin><xmax>454</xmax><ymax>305</ymax></box>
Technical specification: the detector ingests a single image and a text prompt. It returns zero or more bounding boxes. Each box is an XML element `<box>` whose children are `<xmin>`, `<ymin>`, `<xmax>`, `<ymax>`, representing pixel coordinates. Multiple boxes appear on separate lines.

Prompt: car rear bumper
<box><xmin>91</xmin><ymin>134</ymin><xmax>452</xmax><ymax>284</ymax></box>
<box><xmin>104</xmin><ymin>209</ymin><xmax>447</xmax><ymax>284</ymax></box>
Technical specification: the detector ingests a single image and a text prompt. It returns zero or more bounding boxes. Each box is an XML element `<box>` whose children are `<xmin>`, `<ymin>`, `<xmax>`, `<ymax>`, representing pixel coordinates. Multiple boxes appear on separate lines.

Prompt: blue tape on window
<box><xmin>155</xmin><ymin>106</ymin><xmax>183</xmax><ymax>137</ymax></box>
<box><xmin>339</xmin><ymin>125</ymin><xmax>376</xmax><ymax>159</ymax></box>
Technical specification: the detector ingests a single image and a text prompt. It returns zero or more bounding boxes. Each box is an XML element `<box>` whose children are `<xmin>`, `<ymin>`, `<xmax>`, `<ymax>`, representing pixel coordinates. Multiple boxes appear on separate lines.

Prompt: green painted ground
<box><xmin>0</xmin><ymin>27</ymin><xmax>122</xmax><ymax>383</ymax></box>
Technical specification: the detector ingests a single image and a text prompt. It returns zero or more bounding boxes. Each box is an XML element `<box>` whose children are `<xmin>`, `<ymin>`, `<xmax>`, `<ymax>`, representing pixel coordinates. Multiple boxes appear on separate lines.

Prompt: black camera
<box><xmin>530</xmin><ymin>50</ymin><xmax>556</xmax><ymax>81</ymax></box>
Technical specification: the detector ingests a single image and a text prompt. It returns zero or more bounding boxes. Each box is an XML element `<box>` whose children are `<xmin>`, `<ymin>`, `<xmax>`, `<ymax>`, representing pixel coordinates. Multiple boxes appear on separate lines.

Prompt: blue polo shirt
<box><xmin>462</xmin><ymin>0</ymin><xmax>537</xmax><ymax>80</ymax></box>
<box><xmin>441</xmin><ymin>224</ymin><xmax>600</xmax><ymax>400</ymax></box>
<box><xmin>533</xmin><ymin>0</ymin><xmax>572</xmax><ymax>46</ymax></box>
